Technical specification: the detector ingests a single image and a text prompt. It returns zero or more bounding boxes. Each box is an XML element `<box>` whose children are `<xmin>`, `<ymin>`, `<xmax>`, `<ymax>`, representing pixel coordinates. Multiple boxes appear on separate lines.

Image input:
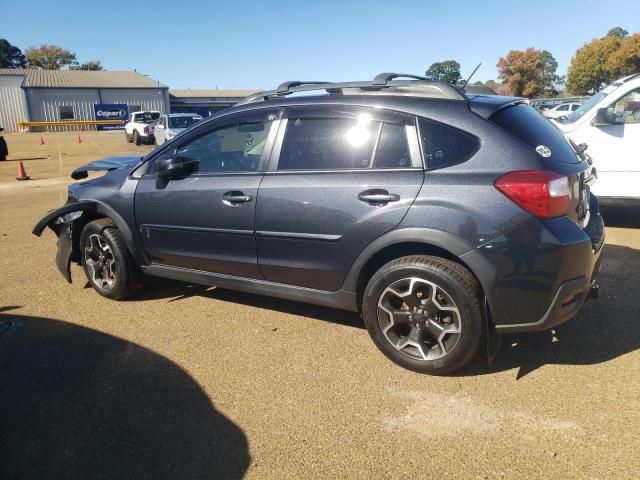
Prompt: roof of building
<box><xmin>19</xmin><ymin>70</ymin><xmax>167</xmax><ymax>88</ymax></box>
<box><xmin>0</xmin><ymin>68</ymin><xmax>27</xmax><ymax>75</ymax></box>
<box><xmin>169</xmin><ymin>89</ymin><xmax>261</xmax><ymax>99</ymax></box>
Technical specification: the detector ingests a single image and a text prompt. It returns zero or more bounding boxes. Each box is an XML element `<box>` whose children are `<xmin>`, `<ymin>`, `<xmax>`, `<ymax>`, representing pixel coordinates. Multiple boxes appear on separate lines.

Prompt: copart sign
<box><xmin>94</xmin><ymin>104</ymin><xmax>128</xmax><ymax>130</ymax></box>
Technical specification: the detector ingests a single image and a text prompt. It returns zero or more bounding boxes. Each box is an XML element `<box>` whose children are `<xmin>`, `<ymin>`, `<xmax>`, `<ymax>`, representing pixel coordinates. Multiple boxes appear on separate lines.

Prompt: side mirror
<box><xmin>591</xmin><ymin>107</ymin><xmax>614</xmax><ymax>126</ymax></box>
<box><xmin>156</xmin><ymin>157</ymin><xmax>199</xmax><ymax>177</ymax></box>
<box><xmin>575</xmin><ymin>143</ymin><xmax>588</xmax><ymax>154</ymax></box>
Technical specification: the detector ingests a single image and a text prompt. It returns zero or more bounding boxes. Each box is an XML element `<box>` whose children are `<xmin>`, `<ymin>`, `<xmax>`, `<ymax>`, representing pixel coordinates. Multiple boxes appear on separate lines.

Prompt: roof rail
<box><xmin>238</xmin><ymin>73</ymin><xmax>466</xmax><ymax>105</ymax></box>
<box><xmin>372</xmin><ymin>73</ymin><xmax>430</xmax><ymax>85</ymax></box>
<box><xmin>276</xmin><ymin>81</ymin><xmax>330</xmax><ymax>95</ymax></box>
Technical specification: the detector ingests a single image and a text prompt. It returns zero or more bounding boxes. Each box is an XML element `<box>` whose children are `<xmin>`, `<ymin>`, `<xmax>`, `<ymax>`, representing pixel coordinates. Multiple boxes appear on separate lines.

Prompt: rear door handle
<box><xmin>358</xmin><ymin>190</ymin><xmax>400</xmax><ymax>205</ymax></box>
<box><xmin>222</xmin><ymin>191</ymin><xmax>253</xmax><ymax>205</ymax></box>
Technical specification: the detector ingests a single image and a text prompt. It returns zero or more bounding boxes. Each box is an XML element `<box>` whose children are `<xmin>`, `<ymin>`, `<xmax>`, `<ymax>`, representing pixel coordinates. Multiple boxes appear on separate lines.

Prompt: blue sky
<box><xmin>3</xmin><ymin>0</ymin><xmax>639</xmax><ymax>89</ymax></box>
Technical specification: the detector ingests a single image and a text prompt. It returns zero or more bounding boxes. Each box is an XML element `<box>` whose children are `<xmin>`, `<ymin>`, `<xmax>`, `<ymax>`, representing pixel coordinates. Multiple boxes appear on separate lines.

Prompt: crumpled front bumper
<box><xmin>54</xmin><ymin>217</ymin><xmax>77</xmax><ymax>283</ymax></box>
<box><xmin>33</xmin><ymin>201</ymin><xmax>97</xmax><ymax>283</ymax></box>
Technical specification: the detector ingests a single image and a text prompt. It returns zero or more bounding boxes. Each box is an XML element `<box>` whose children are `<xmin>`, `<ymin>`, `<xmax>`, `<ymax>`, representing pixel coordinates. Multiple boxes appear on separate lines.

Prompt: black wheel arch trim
<box><xmin>341</xmin><ymin>227</ymin><xmax>498</xmax><ymax>316</ymax></box>
<box><xmin>33</xmin><ymin>200</ymin><xmax>148</xmax><ymax>266</ymax></box>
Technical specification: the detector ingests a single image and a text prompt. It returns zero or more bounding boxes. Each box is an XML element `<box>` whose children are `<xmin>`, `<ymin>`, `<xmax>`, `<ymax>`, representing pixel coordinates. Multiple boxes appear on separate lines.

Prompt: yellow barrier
<box><xmin>17</xmin><ymin>120</ymin><xmax>125</xmax><ymax>128</ymax></box>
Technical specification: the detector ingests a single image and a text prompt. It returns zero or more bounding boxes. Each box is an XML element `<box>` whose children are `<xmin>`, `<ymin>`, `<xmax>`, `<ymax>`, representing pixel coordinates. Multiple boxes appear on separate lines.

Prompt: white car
<box><xmin>554</xmin><ymin>73</ymin><xmax>640</xmax><ymax>206</ymax></box>
<box><xmin>125</xmin><ymin>111</ymin><xmax>161</xmax><ymax>145</ymax></box>
<box><xmin>153</xmin><ymin>113</ymin><xmax>203</xmax><ymax>146</ymax></box>
<box><xmin>542</xmin><ymin>102</ymin><xmax>581</xmax><ymax>120</ymax></box>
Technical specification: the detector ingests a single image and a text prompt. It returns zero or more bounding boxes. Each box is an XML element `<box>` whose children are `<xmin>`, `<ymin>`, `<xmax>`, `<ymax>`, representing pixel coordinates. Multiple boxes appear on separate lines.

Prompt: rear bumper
<box><xmin>470</xmin><ymin>198</ymin><xmax>604</xmax><ymax>333</ymax></box>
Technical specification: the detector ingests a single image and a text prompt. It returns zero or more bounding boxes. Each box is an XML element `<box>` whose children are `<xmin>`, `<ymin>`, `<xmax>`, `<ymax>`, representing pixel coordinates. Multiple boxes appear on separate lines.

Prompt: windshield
<box><xmin>565</xmin><ymin>93</ymin><xmax>607</xmax><ymax>124</ymax></box>
<box><xmin>168</xmin><ymin>116</ymin><xmax>201</xmax><ymax>129</ymax></box>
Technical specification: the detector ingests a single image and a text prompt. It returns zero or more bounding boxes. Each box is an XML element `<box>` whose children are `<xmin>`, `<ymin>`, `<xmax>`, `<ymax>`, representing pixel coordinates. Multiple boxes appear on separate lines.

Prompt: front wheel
<box><xmin>80</xmin><ymin>219</ymin><xmax>138</xmax><ymax>300</ymax></box>
<box><xmin>362</xmin><ymin>255</ymin><xmax>483</xmax><ymax>375</ymax></box>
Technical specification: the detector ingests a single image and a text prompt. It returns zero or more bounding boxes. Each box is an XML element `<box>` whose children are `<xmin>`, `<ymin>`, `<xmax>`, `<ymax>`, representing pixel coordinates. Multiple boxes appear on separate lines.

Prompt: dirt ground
<box><xmin>1</xmin><ymin>131</ymin><xmax>638</xmax><ymax>479</ymax></box>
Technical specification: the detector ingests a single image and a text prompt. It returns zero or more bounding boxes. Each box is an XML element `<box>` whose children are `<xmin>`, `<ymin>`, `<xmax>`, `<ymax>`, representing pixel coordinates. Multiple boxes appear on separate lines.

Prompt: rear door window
<box><xmin>373</xmin><ymin>123</ymin><xmax>413</xmax><ymax>169</ymax></box>
<box><xmin>418</xmin><ymin>118</ymin><xmax>479</xmax><ymax>169</ymax></box>
<box><xmin>490</xmin><ymin>104</ymin><xmax>580</xmax><ymax>163</ymax></box>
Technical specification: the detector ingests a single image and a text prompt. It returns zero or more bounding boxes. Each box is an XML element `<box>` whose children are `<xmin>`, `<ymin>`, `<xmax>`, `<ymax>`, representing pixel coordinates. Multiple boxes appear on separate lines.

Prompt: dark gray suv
<box><xmin>34</xmin><ymin>73</ymin><xmax>604</xmax><ymax>374</ymax></box>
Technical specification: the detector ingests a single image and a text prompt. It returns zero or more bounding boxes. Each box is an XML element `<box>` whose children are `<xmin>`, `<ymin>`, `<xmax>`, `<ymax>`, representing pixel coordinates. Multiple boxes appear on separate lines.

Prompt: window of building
<box><xmin>129</xmin><ymin>105</ymin><xmax>142</xmax><ymax>113</ymax></box>
<box><xmin>59</xmin><ymin>106</ymin><xmax>75</xmax><ymax>121</ymax></box>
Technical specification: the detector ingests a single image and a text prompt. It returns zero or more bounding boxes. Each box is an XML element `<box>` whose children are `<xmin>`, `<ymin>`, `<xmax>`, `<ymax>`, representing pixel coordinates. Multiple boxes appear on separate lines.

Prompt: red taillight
<box><xmin>143</xmin><ymin>126</ymin><xmax>149</xmax><ymax>134</ymax></box>
<box><xmin>495</xmin><ymin>170</ymin><xmax>572</xmax><ymax>218</ymax></box>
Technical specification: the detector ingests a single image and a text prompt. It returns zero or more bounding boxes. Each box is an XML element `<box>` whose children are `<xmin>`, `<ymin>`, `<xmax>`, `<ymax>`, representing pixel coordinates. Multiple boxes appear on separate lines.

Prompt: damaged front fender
<box><xmin>33</xmin><ymin>201</ymin><xmax>98</xmax><ymax>283</ymax></box>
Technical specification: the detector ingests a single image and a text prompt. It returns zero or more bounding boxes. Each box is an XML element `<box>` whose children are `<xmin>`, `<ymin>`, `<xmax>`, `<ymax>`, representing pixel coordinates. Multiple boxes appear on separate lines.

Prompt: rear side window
<box><xmin>491</xmin><ymin>104</ymin><xmax>579</xmax><ymax>164</ymax></box>
<box><xmin>278</xmin><ymin>117</ymin><xmax>379</xmax><ymax>170</ymax></box>
<box><xmin>418</xmin><ymin>118</ymin><xmax>479</xmax><ymax>169</ymax></box>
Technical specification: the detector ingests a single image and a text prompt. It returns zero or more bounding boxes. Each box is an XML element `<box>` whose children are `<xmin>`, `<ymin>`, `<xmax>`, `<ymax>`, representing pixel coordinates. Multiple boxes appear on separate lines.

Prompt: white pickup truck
<box><xmin>124</xmin><ymin>111</ymin><xmax>161</xmax><ymax>145</ymax></box>
<box><xmin>554</xmin><ymin>73</ymin><xmax>640</xmax><ymax>206</ymax></box>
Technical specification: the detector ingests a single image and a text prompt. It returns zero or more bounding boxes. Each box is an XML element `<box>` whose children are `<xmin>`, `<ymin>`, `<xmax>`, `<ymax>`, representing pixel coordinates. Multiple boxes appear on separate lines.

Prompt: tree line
<box><xmin>425</xmin><ymin>27</ymin><xmax>638</xmax><ymax>97</ymax></box>
<box><xmin>0</xmin><ymin>40</ymin><xmax>103</xmax><ymax>71</ymax></box>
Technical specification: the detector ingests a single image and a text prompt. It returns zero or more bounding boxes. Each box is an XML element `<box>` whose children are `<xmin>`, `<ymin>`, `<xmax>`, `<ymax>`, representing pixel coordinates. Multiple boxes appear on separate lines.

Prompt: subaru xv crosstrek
<box><xmin>34</xmin><ymin>73</ymin><xmax>604</xmax><ymax>375</ymax></box>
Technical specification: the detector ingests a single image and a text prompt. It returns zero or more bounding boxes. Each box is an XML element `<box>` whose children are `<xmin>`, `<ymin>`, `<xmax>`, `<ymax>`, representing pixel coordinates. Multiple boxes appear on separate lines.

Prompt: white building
<box><xmin>0</xmin><ymin>69</ymin><xmax>170</xmax><ymax>132</ymax></box>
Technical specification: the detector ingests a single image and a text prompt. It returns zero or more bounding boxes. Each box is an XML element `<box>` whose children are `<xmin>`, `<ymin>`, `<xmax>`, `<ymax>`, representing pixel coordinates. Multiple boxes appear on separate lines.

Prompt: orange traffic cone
<box><xmin>77</xmin><ymin>134</ymin><xmax>82</xmax><ymax>143</ymax></box>
<box><xmin>16</xmin><ymin>161</ymin><xmax>30</xmax><ymax>181</ymax></box>
<box><xmin>40</xmin><ymin>136</ymin><xmax>45</xmax><ymax>145</ymax></box>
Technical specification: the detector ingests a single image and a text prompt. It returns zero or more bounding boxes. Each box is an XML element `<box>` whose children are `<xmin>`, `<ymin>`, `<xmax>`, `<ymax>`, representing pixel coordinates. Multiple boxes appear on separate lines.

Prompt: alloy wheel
<box><xmin>84</xmin><ymin>233</ymin><xmax>117</xmax><ymax>290</ymax></box>
<box><xmin>377</xmin><ymin>277</ymin><xmax>462</xmax><ymax>361</ymax></box>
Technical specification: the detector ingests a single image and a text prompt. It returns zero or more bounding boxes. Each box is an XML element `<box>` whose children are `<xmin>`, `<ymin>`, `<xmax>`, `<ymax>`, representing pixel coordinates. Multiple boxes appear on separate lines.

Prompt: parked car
<box><xmin>542</xmin><ymin>102</ymin><xmax>581</xmax><ymax>120</ymax></box>
<box><xmin>33</xmin><ymin>73</ymin><xmax>603</xmax><ymax>375</ymax></box>
<box><xmin>154</xmin><ymin>113</ymin><xmax>203</xmax><ymax>146</ymax></box>
<box><xmin>125</xmin><ymin>111</ymin><xmax>161</xmax><ymax>145</ymax></box>
<box><xmin>553</xmin><ymin>73</ymin><xmax>640</xmax><ymax>206</ymax></box>
<box><xmin>532</xmin><ymin>101</ymin><xmax>553</xmax><ymax>111</ymax></box>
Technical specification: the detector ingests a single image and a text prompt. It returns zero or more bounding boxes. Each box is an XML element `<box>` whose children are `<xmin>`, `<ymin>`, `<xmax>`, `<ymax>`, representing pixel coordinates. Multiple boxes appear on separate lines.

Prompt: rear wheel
<box><xmin>80</xmin><ymin>219</ymin><xmax>138</xmax><ymax>300</ymax></box>
<box><xmin>362</xmin><ymin>255</ymin><xmax>483</xmax><ymax>375</ymax></box>
<box><xmin>134</xmin><ymin>130</ymin><xmax>141</xmax><ymax>145</ymax></box>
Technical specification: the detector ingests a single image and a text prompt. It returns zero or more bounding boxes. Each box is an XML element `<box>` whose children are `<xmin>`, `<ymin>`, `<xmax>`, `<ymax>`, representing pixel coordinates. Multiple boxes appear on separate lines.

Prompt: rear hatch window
<box><xmin>490</xmin><ymin>104</ymin><xmax>580</xmax><ymax>163</ymax></box>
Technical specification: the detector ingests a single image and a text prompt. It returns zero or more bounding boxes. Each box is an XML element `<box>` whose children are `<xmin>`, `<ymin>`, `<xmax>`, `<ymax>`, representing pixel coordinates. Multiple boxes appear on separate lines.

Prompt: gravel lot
<box><xmin>1</xmin><ymin>131</ymin><xmax>638</xmax><ymax>479</ymax></box>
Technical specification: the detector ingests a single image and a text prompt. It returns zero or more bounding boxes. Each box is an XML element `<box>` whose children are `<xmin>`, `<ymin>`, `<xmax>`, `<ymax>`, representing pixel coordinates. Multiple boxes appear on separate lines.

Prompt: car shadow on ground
<box><xmin>133</xmin><ymin>241</ymin><xmax>638</xmax><ymax>380</ymax></box>
<box><xmin>135</xmin><ymin>278</ymin><xmax>364</xmax><ymax>330</ymax></box>
<box><xmin>0</xmin><ymin>307</ymin><xmax>249</xmax><ymax>480</ymax></box>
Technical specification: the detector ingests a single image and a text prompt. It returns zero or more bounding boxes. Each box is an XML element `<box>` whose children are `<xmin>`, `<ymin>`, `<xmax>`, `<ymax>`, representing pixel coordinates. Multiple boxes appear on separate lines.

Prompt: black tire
<box><xmin>134</xmin><ymin>130</ymin><xmax>141</xmax><ymax>146</ymax></box>
<box><xmin>362</xmin><ymin>255</ymin><xmax>483</xmax><ymax>375</ymax></box>
<box><xmin>80</xmin><ymin>219</ymin><xmax>138</xmax><ymax>300</ymax></box>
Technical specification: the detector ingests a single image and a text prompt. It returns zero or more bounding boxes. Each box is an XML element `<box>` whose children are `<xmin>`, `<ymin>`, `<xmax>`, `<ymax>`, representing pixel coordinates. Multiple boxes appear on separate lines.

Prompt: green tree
<box><xmin>566</xmin><ymin>35</ymin><xmax>620</xmax><ymax>94</ymax></box>
<box><xmin>606</xmin><ymin>27</ymin><xmax>629</xmax><ymax>39</ymax></box>
<box><xmin>607</xmin><ymin>33</ymin><xmax>640</xmax><ymax>78</ymax></box>
<box><xmin>484</xmin><ymin>80</ymin><xmax>500</xmax><ymax>93</ymax></box>
<box><xmin>497</xmin><ymin>48</ymin><xmax>545</xmax><ymax>97</ymax></box>
<box><xmin>425</xmin><ymin>60</ymin><xmax>462</xmax><ymax>84</ymax></box>
<box><xmin>70</xmin><ymin>60</ymin><xmax>104</xmax><ymax>71</ymax></box>
<box><xmin>539</xmin><ymin>50</ymin><xmax>564</xmax><ymax>94</ymax></box>
<box><xmin>0</xmin><ymin>39</ymin><xmax>26</xmax><ymax>68</ymax></box>
<box><xmin>25</xmin><ymin>44</ymin><xmax>77</xmax><ymax>69</ymax></box>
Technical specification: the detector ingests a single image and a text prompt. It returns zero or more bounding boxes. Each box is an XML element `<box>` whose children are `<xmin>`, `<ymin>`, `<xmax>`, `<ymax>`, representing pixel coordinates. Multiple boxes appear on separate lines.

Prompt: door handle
<box><xmin>358</xmin><ymin>189</ymin><xmax>400</xmax><ymax>205</ymax></box>
<box><xmin>222</xmin><ymin>191</ymin><xmax>253</xmax><ymax>205</ymax></box>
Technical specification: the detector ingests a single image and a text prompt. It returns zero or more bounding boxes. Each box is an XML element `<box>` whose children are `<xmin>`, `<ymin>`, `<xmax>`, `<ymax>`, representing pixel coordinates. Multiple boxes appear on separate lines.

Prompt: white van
<box><xmin>554</xmin><ymin>73</ymin><xmax>640</xmax><ymax>206</ymax></box>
